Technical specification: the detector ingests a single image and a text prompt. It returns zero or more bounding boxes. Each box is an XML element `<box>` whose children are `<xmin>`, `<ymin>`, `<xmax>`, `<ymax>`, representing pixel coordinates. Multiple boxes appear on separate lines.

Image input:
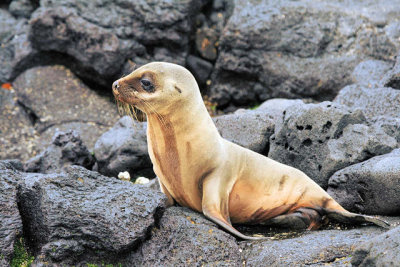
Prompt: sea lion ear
<box><xmin>174</xmin><ymin>84</ymin><xmax>182</xmax><ymax>94</ymax></box>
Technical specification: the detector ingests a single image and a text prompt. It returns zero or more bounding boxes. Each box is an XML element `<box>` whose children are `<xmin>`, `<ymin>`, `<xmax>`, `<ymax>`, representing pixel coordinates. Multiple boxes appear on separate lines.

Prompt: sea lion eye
<box><xmin>140</xmin><ymin>78</ymin><xmax>154</xmax><ymax>92</ymax></box>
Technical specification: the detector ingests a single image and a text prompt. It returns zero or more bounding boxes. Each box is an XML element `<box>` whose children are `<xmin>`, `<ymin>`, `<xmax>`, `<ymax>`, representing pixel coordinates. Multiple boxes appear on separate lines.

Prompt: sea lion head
<box><xmin>112</xmin><ymin>62</ymin><xmax>199</xmax><ymax>116</ymax></box>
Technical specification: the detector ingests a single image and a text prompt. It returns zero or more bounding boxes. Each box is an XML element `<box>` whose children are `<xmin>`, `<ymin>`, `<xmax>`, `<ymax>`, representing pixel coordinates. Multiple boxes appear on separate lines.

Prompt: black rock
<box><xmin>128</xmin><ymin>207</ymin><xmax>243</xmax><ymax>266</ymax></box>
<box><xmin>0</xmin><ymin>161</ymin><xmax>23</xmax><ymax>265</ymax></box>
<box><xmin>17</xmin><ymin>165</ymin><xmax>168</xmax><ymax>266</ymax></box>
<box><xmin>209</xmin><ymin>0</ymin><xmax>400</xmax><ymax>109</ymax></box>
<box><xmin>24</xmin><ymin>130</ymin><xmax>95</xmax><ymax>174</ymax></box>
<box><xmin>186</xmin><ymin>55</ymin><xmax>213</xmax><ymax>86</ymax></box>
<box><xmin>93</xmin><ymin>116</ymin><xmax>153</xmax><ymax>178</ymax></box>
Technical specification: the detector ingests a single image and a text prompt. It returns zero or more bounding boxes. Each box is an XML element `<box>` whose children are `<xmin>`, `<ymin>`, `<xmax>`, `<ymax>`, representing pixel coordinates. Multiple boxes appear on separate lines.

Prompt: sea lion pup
<box><xmin>112</xmin><ymin>62</ymin><xmax>389</xmax><ymax>240</ymax></box>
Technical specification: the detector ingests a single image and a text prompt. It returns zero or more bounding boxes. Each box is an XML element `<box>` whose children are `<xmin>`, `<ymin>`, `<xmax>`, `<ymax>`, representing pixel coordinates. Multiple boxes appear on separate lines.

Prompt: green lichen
<box><xmin>10</xmin><ymin>237</ymin><xmax>34</xmax><ymax>267</ymax></box>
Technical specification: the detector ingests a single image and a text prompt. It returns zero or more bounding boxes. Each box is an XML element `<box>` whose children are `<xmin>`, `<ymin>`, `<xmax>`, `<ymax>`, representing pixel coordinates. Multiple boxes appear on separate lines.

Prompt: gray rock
<box><xmin>334</xmin><ymin>84</ymin><xmax>400</xmax><ymax>121</ymax></box>
<box><xmin>256</xmin><ymin>98</ymin><xmax>305</xmax><ymax>120</ymax></box>
<box><xmin>209</xmin><ymin>0</ymin><xmax>400</xmax><ymax>109</ymax></box>
<box><xmin>12</xmin><ymin>65</ymin><xmax>120</xmax><ymax>154</ymax></box>
<box><xmin>0</xmin><ymin>161</ymin><xmax>23</xmax><ymax>265</ymax></box>
<box><xmin>351</xmin><ymin>60</ymin><xmax>392</xmax><ymax>88</ymax></box>
<box><xmin>0</xmin><ymin>9</ymin><xmax>38</xmax><ymax>84</ymax></box>
<box><xmin>29</xmin><ymin>6</ymin><xmax>126</xmax><ymax>84</ymax></box>
<box><xmin>213</xmin><ymin>110</ymin><xmax>275</xmax><ymax>154</ymax></box>
<box><xmin>268</xmin><ymin>101</ymin><xmax>367</xmax><ymax>188</ymax></box>
<box><xmin>24</xmin><ymin>130</ymin><xmax>94</xmax><ymax>174</ymax></box>
<box><xmin>128</xmin><ymin>207</ymin><xmax>243</xmax><ymax>266</ymax></box>
<box><xmin>27</xmin><ymin>0</ymin><xmax>208</xmax><ymax>86</ymax></box>
<box><xmin>242</xmin><ymin>225</ymin><xmax>389</xmax><ymax>266</ymax></box>
<box><xmin>351</xmin><ymin>226</ymin><xmax>400</xmax><ymax>266</ymax></box>
<box><xmin>323</xmin><ymin>124</ymin><xmax>398</xmax><ymax>186</ymax></box>
<box><xmin>9</xmin><ymin>0</ymin><xmax>38</xmax><ymax>18</ymax></box>
<box><xmin>93</xmin><ymin>116</ymin><xmax>153</xmax><ymax>178</ymax></box>
<box><xmin>0</xmin><ymin>86</ymin><xmax>39</xmax><ymax>161</ymax></box>
<box><xmin>373</xmin><ymin>116</ymin><xmax>400</xmax><ymax>143</ymax></box>
<box><xmin>381</xmin><ymin>50</ymin><xmax>400</xmax><ymax>89</ymax></box>
<box><xmin>17</xmin><ymin>165</ymin><xmax>168</xmax><ymax>265</ymax></box>
<box><xmin>328</xmin><ymin>149</ymin><xmax>400</xmax><ymax>215</ymax></box>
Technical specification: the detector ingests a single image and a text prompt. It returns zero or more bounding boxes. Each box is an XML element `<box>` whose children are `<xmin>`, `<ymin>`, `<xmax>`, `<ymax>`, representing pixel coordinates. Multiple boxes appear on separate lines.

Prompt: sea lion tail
<box><xmin>325</xmin><ymin>209</ymin><xmax>390</xmax><ymax>229</ymax></box>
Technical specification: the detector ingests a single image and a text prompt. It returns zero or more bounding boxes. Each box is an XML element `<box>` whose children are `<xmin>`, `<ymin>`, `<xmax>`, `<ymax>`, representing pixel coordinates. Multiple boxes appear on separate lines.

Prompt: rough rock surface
<box><xmin>351</xmin><ymin>59</ymin><xmax>392</xmax><ymax>88</ymax></box>
<box><xmin>11</xmin><ymin>65</ymin><xmax>119</xmax><ymax>157</ymax></box>
<box><xmin>28</xmin><ymin>0</ymin><xmax>209</xmax><ymax>86</ymax></box>
<box><xmin>328</xmin><ymin>149</ymin><xmax>400</xmax><ymax>215</ymax></box>
<box><xmin>0</xmin><ymin>9</ymin><xmax>38</xmax><ymax>84</ymax></box>
<box><xmin>0</xmin><ymin>161</ymin><xmax>23</xmax><ymax>265</ymax></box>
<box><xmin>0</xmin><ymin>86</ymin><xmax>39</xmax><ymax>161</ymax></box>
<box><xmin>213</xmin><ymin>110</ymin><xmax>275</xmax><ymax>154</ymax></box>
<box><xmin>381</xmin><ymin>50</ymin><xmax>400</xmax><ymax>89</ymax></box>
<box><xmin>209</xmin><ymin>0</ymin><xmax>400</xmax><ymax>109</ymax></box>
<box><xmin>93</xmin><ymin>116</ymin><xmax>153</xmax><ymax>178</ymax></box>
<box><xmin>24</xmin><ymin>130</ymin><xmax>94</xmax><ymax>174</ymax></box>
<box><xmin>351</xmin><ymin>226</ymin><xmax>400</xmax><ymax>267</ymax></box>
<box><xmin>268</xmin><ymin>101</ymin><xmax>397</xmax><ymax>188</ymax></box>
<box><xmin>242</xmin><ymin>225</ymin><xmax>387</xmax><ymax>266</ymax></box>
<box><xmin>128</xmin><ymin>207</ymin><xmax>243</xmax><ymax>266</ymax></box>
<box><xmin>334</xmin><ymin>84</ymin><xmax>400</xmax><ymax>121</ymax></box>
<box><xmin>9</xmin><ymin>0</ymin><xmax>38</xmax><ymax>18</ymax></box>
<box><xmin>17</xmin><ymin>165</ymin><xmax>167</xmax><ymax>266</ymax></box>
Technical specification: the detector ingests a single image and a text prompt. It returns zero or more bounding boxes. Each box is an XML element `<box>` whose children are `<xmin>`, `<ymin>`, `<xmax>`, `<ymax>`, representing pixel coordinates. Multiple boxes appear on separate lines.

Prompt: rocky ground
<box><xmin>1</xmin><ymin>0</ymin><xmax>400</xmax><ymax>266</ymax></box>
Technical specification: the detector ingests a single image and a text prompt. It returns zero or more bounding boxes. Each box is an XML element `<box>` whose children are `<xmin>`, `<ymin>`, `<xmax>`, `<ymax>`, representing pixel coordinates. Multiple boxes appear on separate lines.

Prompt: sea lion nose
<box><xmin>112</xmin><ymin>80</ymin><xmax>120</xmax><ymax>95</ymax></box>
<box><xmin>112</xmin><ymin>80</ymin><xmax>120</xmax><ymax>90</ymax></box>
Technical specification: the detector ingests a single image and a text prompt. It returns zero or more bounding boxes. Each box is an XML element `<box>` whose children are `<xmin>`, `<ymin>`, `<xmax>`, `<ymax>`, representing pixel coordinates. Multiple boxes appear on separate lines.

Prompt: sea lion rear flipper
<box><xmin>326</xmin><ymin>209</ymin><xmax>390</xmax><ymax>229</ymax></box>
<box><xmin>202</xmin><ymin>178</ymin><xmax>266</xmax><ymax>240</ymax></box>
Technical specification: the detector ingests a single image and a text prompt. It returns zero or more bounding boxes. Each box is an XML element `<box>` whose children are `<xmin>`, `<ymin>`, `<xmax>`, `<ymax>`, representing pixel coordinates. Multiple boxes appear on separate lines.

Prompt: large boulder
<box><xmin>11</xmin><ymin>65</ymin><xmax>120</xmax><ymax>158</ymax></box>
<box><xmin>0</xmin><ymin>9</ymin><xmax>38</xmax><ymax>84</ymax></box>
<box><xmin>268</xmin><ymin>101</ymin><xmax>397</xmax><ymax>188</ymax></box>
<box><xmin>242</xmin><ymin>225</ymin><xmax>388</xmax><ymax>266</ymax></box>
<box><xmin>128</xmin><ymin>207</ymin><xmax>243</xmax><ymax>266</ymax></box>
<box><xmin>209</xmin><ymin>0</ymin><xmax>400</xmax><ymax>109</ymax></box>
<box><xmin>9</xmin><ymin>0</ymin><xmax>39</xmax><ymax>18</ymax></box>
<box><xmin>213</xmin><ymin>110</ymin><xmax>275</xmax><ymax>154</ymax></box>
<box><xmin>24</xmin><ymin>130</ymin><xmax>94</xmax><ymax>174</ymax></box>
<box><xmin>351</xmin><ymin>226</ymin><xmax>400</xmax><ymax>266</ymax></box>
<box><xmin>0</xmin><ymin>161</ymin><xmax>23</xmax><ymax>265</ymax></box>
<box><xmin>17</xmin><ymin>165</ymin><xmax>168</xmax><ymax>266</ymax></box>
<box><xmin>28</xmin><ymin>0</ymin><xmax>209</xmax><ymax>86</ymax></box>
<box><xmin>0</xmin><ymin>85</ymin><xmax>39</xmax><ymax>161</ymax></box>
<box><xmin>334</xmin><ymin>84</ymin><xmax>400</xmax><ymax>121</ymax></box>
<box><xmin>350</xmin><ymin>59</ymin><xmax>392</xmax><ymax>88</ymax></box>
<box><xmin>380</xmin><ymin>50</ymin><xmax>400</xmax><ymax>89</ymax></box>
<box><xmin>93</xmin><ymin>116</ymin><xmax>153</xmax><ymax>178</ymax></box>
<box><xmin>328</xmin><ymin>149</ymin><xmax>400</xmax><ymax>215</ymax></box>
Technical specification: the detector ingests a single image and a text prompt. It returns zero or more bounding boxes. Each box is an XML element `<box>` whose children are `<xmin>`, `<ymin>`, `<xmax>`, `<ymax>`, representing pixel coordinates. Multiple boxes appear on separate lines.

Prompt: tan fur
<box><xmin>113</xmin><ymin>62</ymin><xmax>389</xmax><ymax>240</ymax></box>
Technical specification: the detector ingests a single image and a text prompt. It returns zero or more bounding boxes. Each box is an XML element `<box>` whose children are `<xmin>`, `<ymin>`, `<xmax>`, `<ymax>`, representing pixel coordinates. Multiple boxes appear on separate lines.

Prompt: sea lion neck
<box><xmin>146</xmin><ymin>97</ymin><xmax>219</xmax><ymax>139</ymax></box>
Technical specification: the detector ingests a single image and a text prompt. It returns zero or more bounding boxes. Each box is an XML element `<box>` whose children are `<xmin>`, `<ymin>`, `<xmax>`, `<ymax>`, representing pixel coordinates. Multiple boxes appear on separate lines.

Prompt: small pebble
<box><xmin>118</xmin><ymin>171</ymin><xmax>131</xmax><ymax>181</ymax></box>
<box><xmin>135</xmin><ymin>177</ymin><xmax>150</xmax><ymax>185</ymax></box>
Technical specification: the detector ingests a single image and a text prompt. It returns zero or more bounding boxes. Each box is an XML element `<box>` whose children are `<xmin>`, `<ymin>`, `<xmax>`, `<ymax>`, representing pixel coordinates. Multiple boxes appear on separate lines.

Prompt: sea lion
<box><xmin>112</xmin><ymin>62</ymin><xmax>389</xmax><ymax>240</ymax></box>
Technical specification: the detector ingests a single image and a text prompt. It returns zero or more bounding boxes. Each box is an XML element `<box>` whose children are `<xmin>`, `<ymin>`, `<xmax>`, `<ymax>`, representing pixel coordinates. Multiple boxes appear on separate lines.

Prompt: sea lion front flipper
<box><xmin>201</xmin><ymin>178</ymin><xmax>266</xmax><ymax>240</ymax></box>
<box><xmin>159</xmin><ymin>180</ymin><xmax>175</xmax><ymax>207</ymax></box>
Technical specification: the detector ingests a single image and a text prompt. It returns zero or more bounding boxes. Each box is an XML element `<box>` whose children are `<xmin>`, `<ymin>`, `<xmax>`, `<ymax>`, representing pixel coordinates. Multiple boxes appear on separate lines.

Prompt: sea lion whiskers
<box><xmin>116</xmin><ymin>100</ymin><xmax>140</xmax><ymax>123</ymax></box>
<box><xmin>139</xmin><ymin>98</ymin><xmax>169</xmax><ymax>129</ymax></box>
